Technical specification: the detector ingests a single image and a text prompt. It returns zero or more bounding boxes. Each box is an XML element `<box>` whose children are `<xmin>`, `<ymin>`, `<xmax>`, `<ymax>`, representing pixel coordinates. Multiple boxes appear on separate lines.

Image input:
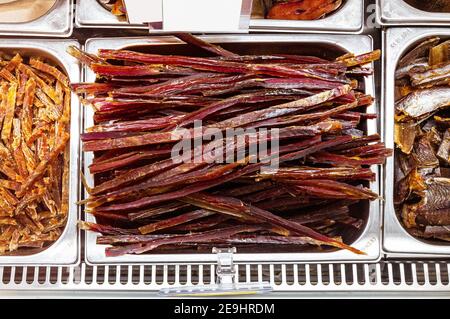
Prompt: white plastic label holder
<box><xmin>158</xmin><ymin>247</ymin><xmax>273</xmax><ymax>297</ymax></box>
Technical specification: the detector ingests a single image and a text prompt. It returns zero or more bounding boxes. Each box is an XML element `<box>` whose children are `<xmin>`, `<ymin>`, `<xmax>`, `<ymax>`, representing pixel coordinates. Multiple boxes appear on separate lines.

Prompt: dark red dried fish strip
<box><xmin>138</xmin><ymin>209</ymin><xmax>215</xmax><ymax>234</ymax></box>
<box><xmin>105</xmin><ymin>225</ymin><xmax>265</xmax><ymax>256</ymax></box>
<box><xmin>256</xmin><ymin>167</ymin><xmax>375</xmax><ymax>182</ymax></box>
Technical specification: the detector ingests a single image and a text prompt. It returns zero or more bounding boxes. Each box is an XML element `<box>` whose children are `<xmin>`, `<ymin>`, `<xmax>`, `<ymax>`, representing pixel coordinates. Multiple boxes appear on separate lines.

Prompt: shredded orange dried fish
<box><xmin>0</xmin><ymin>53</ymin><xmax>70</xmax><ymax>255</ymax></box>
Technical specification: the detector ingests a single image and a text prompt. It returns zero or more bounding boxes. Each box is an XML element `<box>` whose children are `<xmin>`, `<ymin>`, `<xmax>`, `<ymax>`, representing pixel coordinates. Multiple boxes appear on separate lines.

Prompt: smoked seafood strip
<box><xmin>395</xmin><ymin>37</ymin><xmax>450</xmax><ymax>242</ymax></box>
<box><xmin>99</xmin><ymin>0</ymin><xmax>126</xmax><ymax>17</ymax></box>
<box><xmin>266</xmin><ymin>0</ymin><xmax>343</xmax><ymax>21</ymax></box>
<box><xmin>70</xmin><ymin>34</ymin><xmax>390</xmax><ymax>256</ymax></box>
<box><xmin>0</xmin><ymin>54</ymin><xmax>70</xmax><ymax>255</ymax></box>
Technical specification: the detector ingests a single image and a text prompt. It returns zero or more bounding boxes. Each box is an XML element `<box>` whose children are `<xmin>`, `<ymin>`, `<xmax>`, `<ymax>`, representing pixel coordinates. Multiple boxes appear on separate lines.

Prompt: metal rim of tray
<box><xmin>82</xmin><ymin>33</ymin><xmax>381</xmax><ymax>265</ymax></box>
<box><xmin>382</xmin><ymin>27</ymin><xmax>450</xmax><ymax>257</ymax></box>
<box><xmin>0</xmin><ymin>39</ymin><xmax>81</xmax><ymax>266</ymax></box>
<box><xmin>0</xmin><ymin>0</ymin><xmax>73</xmax><ymax>37</ymax></box>
<box><xmin>377</xmin><ymin>0</ymin><xmax>450</xmax><ymax>26</ymax></box>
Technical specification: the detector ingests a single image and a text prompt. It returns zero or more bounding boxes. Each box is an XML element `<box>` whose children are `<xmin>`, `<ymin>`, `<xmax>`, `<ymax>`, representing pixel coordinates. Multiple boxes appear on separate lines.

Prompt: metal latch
<box><xmin>213</xmin><ymin>247</ymin><xmax>237</xmax><ymax>286</ymax></box>
<box><xmin>159</xmin><ymin>247</ymin><xmax>273</xmax><ymax>297</ymax></box>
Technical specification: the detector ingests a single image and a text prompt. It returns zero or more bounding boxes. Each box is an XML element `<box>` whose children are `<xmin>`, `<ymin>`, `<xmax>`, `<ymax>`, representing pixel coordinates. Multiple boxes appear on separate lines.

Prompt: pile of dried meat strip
<box><xmin>70</xmin><ymin>34</ymin><xmax>390</xmax><ymax>257</ymax></box>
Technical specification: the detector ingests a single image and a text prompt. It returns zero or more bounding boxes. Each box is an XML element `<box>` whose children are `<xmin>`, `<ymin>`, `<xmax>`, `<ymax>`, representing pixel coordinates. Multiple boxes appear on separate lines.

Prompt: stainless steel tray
<box><xmin>0</xmin><ymin>0</ymin><xmax>73</xmax><ymax>37</ymax></box>
<box><xmin>377</xmin><ymin>0</ymin><xmax>450</xmax><ymax>26</ymax></box>
<box><xmin>382</xmin><ymin>27</ymin><xmax>450</xmax><ymax>257</ymax></box>
<box><xmin>76</xmin><ymin>0</ymin><xmax>363</xmax><ymax>33</ymax></box>
<box><xmin>0</xmin><ymin>39</ymin><xmax>81</xmax><ymax>266</ymax></box>
<box><xmin>75</xmin><ymin>0</ymin><xmax>145</xmax><ymax>29</ymax></box>
<box><xmin>250</xmin><ymin>0</ymin><xmax>364</xmax><ymax>33</ymax></box>
<box><xmin>83</xmin><ymin>34</ymin><xmax>381</xmax><ymax>265</ymax></box>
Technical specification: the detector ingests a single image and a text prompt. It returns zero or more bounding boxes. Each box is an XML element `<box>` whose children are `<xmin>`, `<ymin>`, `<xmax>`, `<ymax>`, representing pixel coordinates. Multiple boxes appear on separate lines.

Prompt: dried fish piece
<box><xmin>394</xmin><ymin>121</ymin><xmax>417</xmax><ymax>154</ymax></box>
<box><xmin>429</xmin><ymin>40</ymin><xmax>450</xmax><ymax>66</ymax></box>
<box><xmin>437</xmin><ymin>129</ymin><xmax>450</xmax><ymax>164</ymax></box>
<box><xmin>410</xmin><ymin>62</ymin><xmax>450</xmax><ymax>88</ymax></box>
<box><xmin>396</xmin><ymin>87</ymin><xmax>450</xmax><ymax>120</ymax></box>
<box><xmin>396</xmin><ymin>58</ymin><xmax>429</xmax><ymax>80</ymax></box>
<box><xmin>398</xmin><ymin>37</ymin><xmax>440</xmax><ymax>69</ymax></box>
<box><xmin>411</xmin><ymin>136</ymin><xmax>439</xmax><ymax>169</ymax></box>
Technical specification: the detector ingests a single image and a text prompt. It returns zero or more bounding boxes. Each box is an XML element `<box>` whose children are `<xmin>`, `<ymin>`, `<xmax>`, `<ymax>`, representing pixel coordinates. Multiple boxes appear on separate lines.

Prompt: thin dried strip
<box><xmin>1</xmin><ymin>83</ymin><xmax>17</xmax><ymax>143</ymax></box>
<box><xmin>91</xmin><ymin>158</ymin><xmax>178</xmax><ymax>195</ymax></box>
<box><xmin>0</xmin><ymin>161</ymin><xmax>19</xmax><ymax>181</ymax></box>
<box><xmin>288</xmin><ymin>180</ymin><xmax>379</xmax><ymax>200</ymax></box>
<box><xmin>87</xmin><ymin>115</ymin><xmax>182</xmax><ymax>133</ymax></box>
<box><xmin>216</xmin><ymin>235</ymin><xmax>332</xmax><ymax>247</ymax></box>
<box><xmin>105</xmin><ymin>225</ymin><xmax>265</xmax><ymax>256</ymax></box>
<box><xmin>256</xmin><ymin>167</ymin><xmax>375</xmax><ymax>182</ymax></box>
<box><xmin>11</xmin><ymin>119</ymin><xmax>28</xmax><ymax>179</ymax></box>
<box><xmin>0</xmin><ymin>69</ymin><xmax>16</xmax><ymax>82</ymax></box>
<box><xmin>128</xmin><ymin>203</ymin><xmax>190</xmax><ymax>221</ymax></box>
<box><xmin>28</xmin><ymin>123</ymin><xmax>50</xmax><ymax>148</ymax></box>
<box><xmin>78</xmin><ymin>221</ymin><xmax>139</xmax><ymax>236</ymax></box>
<box><xmin>170</xmin><ymin>215</ymin><xmax>230</xmax><ymax>232</ymax></box>
<box><xmin>174</xmin><ymin>33</ymin><xmax>238</xmax><ymax>58</ymax></box>
<box><xmin>18</xmin><ymin>64</ymin><xmax>60</xmax><ymax>105</ymax></box>
<box><xmin>16</xmin><ymin>133</ymin><xmax>69</xmax><ymax>198</ymax></box>
<box><xmin>35</xmin><ymin>88</ymin><xmax>62</xmax><ymax>121</ymax></box>
<box><xmin>20</xmin><ymin>141</ymin><xmax>36</xmax><ymax>174</ymax></box>
<box><xmin>29</xmin><ymin>58</ymin><xmax>69</xmax><ymax>87</ymax></box>
<box><xmin>138</xmin><ymin>209</ymin><xmax>215</xmax><ymax>234</ymax></box>
<box><xmin>59</xmin><ymin>89</ymin><xmax>71</xmax><ymax>217</ymax></box>
<box><xmin>15</xmin><ymin>191</ymin><xmax>45</xmax><ymax>216</ymax></box>
<box><xmin>0</xmin><ymin>83</ymin><xmax>8</xmax><ymax>128</ymax></box>
<box><xmin>20</xmin><ymin>78</ymin><xmax>35</xmax><ymax>143</ymax></box>
<box><xmin>341</xmin><ymin>50</ymin><xmax>381</xmax><ymax>67</ymax></box>
<box><xmin>89</xmin><ymin>148</ymin><xmax>173</xmax><ymax>174</ymax></box>
<box><xmin>308</xmin><ymin>151</ymin><xmax>391</xmax><ymax>167</ymax></box>
<box><xmin>2</xmin><ymin>54</ymin><xmax>22</xmax><ymax>71</ymax></box>
<box><xmin>200</xmin><ymin>77</ymin><xmax>341</xmax><ymax>97</ymax></box>
<box><xmin>0</xmin><ymin>179</ymin><xmax>20</xmax><ymax>191</ymax></box>
<box><xmin>71</xmin><ymin>83</ymin><xmax>122</xmax><ymax>95</ymax></box>
<box><xmin>67</xmin><ymin>45</ymin><xmax>105</xmax><ymax>67</ymax></box>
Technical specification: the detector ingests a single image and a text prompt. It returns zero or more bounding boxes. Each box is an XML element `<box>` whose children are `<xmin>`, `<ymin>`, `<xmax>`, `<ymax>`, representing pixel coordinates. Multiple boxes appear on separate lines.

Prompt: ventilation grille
<box><xmin>1</xmin><ymin>262</ymin><xmax>449</xmax><ymax>295</ymax></box>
